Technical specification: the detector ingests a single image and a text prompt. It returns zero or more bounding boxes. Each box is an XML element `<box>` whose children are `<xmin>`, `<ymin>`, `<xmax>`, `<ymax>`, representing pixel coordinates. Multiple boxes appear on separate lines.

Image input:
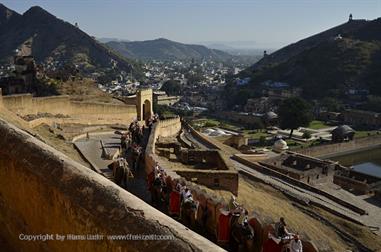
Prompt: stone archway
<box><xmin>143</xmin><ymin>99</ymin><xmax>152</xmax><ymax>121</ymax></box>
<box><xmin>136</xmin><ymin>89</ymin><xmax>153</xmax><ymax>121</ymax></box>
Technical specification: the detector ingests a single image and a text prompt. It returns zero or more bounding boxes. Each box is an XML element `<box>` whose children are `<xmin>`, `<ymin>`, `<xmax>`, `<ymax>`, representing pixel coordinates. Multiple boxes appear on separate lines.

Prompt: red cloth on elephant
<box><xmin>169</xmin><ymin>191</ymin><xmax>181</xmax><ymax>215</ymax></box>
<box><xmin>217</xmin><ymin>212</ymin><xmax>231</xmax><ymax>242</ymax></box>
<box><xmin>263</xmin><ymin>239</ymin><xmax>282</xmax><ymax>252</ymax></box>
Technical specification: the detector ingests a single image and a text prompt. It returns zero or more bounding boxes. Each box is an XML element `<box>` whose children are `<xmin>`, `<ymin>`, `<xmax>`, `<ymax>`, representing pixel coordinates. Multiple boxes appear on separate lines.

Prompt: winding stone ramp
<box><xmin>73</xmin><ymin>133</ymin><xmax>121</xmax><ymax>179</ymax></box>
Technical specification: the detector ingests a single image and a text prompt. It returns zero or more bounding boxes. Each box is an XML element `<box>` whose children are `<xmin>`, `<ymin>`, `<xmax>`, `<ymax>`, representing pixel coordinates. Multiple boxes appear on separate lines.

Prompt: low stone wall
<box><xmin>333</xmin><ymin>174</ymin><xmax>370</xmax><ymax>195</ymax></box>
<box><xmin>157</xmin><ymin>117</ymin><xmax>182</xmax><ymax>137</ymax></box>
<box><xmin>70</xmin><ymin>101</ymin><xmax>136</xmax><ymax>116</ymax></box>
<box><xmin>2</xmin><ymin>93</ymin><xmax>32</xmax><ymax>112</ymax></box>
<box><xmin>295</xmin><ymin>135</ymin><xmax>381</xmax><ymax>158</ymax></box>
<box><xmin>178</xmin><ymin>149</ymin><xmax>229</xmax><ymax>170</ymax></box>
<box><xmin>2</xmin><ymin>93</ymin><xmax>137</xmax><ymax>126</ymax></box>
<box><xmin>176</xmin><ymin>170</ymin><xmax>238</xmax><ymax>195</ymax></box>
<box><xmin>1</xmin><ymin>93</ymin><xmax>138</xmax><ymax>128</ymax></box>
<box><xmin>182</xmin><ymin>122</ymin><xmax>221</xmax><ymax>150</ymax></box>
<box><xmin>0</xmin><ymin>118</ymin><xmax>223</xmax><ymax>252</ymax></box>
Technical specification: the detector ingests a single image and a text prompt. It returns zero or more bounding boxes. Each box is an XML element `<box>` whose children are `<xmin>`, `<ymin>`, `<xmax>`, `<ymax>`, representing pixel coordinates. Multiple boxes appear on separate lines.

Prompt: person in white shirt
<box><xmin>289</xmin><ymin>234</ymin><xmax>303</xmax><ymax>252</ymax></box>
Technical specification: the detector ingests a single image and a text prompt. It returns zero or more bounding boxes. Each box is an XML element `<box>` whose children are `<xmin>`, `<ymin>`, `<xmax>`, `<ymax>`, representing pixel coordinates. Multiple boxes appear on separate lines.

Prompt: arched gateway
<box><xmin>136</xmin><ymin>89</ymin><xmax>153</xmax><ymax>121</ymax></box>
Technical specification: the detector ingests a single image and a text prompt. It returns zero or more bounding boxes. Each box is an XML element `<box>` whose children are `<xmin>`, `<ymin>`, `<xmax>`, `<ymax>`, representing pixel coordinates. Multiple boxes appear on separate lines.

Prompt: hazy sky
<box><xmin>2</xmin><ymin>0</ymin><xmax>381</xmax><ymax>48</ymax></box>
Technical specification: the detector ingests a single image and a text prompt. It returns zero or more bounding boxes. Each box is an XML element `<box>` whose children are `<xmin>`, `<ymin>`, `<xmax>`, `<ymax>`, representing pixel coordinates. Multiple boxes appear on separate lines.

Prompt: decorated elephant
<box><xmin>230</xmin><ymin>212</ymin><xmax>255</xmax><ymax>251</ymax></box>
<box><xmin>113</xmin><ymin>158</ymin><xmax>133</xmax><ymax>188</ymax></box>
<box><xmin>181</xmin><ymin>197</ymin><xmax>199</xmax><ymax>227</ymax></box>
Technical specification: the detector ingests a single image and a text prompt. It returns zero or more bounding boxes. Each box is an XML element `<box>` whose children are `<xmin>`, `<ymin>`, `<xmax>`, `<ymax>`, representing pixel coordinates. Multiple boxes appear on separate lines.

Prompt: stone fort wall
<box><xmin>2</xmin><ymin>93</ymin><xmax>137</xmax><ymax>117</ymax></box>
<box><xmin>0</xmin><ymin>118</ymin><xmax>223</xmax><ymax>252</ymax></box>
<box><xmin>1</xmin><ymin>93</ymin><xmax>138</xmax><ymax>127</ymax></box>
<box><xmin>295</xmin><ymin>135</ymin><xmax>381</xmax><ymax>158</ymax></box>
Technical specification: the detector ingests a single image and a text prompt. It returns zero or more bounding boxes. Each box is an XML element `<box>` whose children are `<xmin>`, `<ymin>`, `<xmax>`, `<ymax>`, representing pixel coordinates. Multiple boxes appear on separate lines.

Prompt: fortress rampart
<box><xmin>1</xmin><ymin>93</ymin><xmax>138</xmax><ymax>127</ymax></box>
<box><xmin>0</xmin><ymin>118</ymin><xmax>223</xmax><ymax>252</ymax></box>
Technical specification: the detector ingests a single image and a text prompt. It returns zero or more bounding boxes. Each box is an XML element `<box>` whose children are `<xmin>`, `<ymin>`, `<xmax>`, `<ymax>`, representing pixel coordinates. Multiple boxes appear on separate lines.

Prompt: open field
<box><xmin>354</xmin><ymin>130</ymin><xmax>380</xmax><ymax>139</ymax></box>
<box><xmin>308</xmin><ymin>120</ymin><xmax>330</xmax><ymax>129</ymax></box>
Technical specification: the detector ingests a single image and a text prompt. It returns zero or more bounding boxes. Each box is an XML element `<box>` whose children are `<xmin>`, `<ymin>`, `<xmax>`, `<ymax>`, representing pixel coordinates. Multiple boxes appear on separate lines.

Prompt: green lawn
<box><xmin>242</xmin><ymin>130</ymin><xmax>269</xmax><ymax>139</ymax></box>
<box><xmin>308</xmin><ymin>120</ymin><xmax>330</xmax><ymax>129</ymax></box>
<box><xmin>191</xmin><ymin>117</ymin><xmax>242</xmax><ymax>132</ymax></box>
<box><xmin>354</xmin><ymin>130</ymin><xmax>379</xmax><ymax>139</ymax></box>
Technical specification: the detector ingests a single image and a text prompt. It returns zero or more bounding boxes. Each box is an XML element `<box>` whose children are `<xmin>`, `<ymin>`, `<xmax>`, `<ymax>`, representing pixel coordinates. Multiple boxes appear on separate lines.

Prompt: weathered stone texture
<box><xmin>0</xmin><ymin>119</ymin><xmax>223</xmax><ymax>252</ymax></box>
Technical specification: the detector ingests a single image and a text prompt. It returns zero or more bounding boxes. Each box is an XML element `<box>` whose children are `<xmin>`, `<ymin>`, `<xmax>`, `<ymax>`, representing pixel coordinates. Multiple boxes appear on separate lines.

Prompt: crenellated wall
<box><xmin>0</xmin><ymin>118</ymin><xmax>224</xmax><ymax>252</ymax></box>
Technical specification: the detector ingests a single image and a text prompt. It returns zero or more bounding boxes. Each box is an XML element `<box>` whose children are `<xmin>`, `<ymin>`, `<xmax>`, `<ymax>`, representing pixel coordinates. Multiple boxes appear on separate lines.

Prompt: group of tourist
<box><xmin>152</xmin><ymin>162</ymin><xmax>169</xmax><ymax>202</ymax></box>
<box><xmin>128</xmin><ymin>119</ymin><xmax>144</xmax><ymax>145</ymax></box>
<box><xmin>148</xmin><ymin>161</ymin><xmax>255</xmax><ymax>245</ymax></box>
<box><xmin>145</xmin><ymin>113</ymin><xmax>159</xmax><ymax>131</ymax></box>
<box><xmin>228</xmin><ymin>196</ymin><xmax>250</xmax><ymax>228</ymax></box>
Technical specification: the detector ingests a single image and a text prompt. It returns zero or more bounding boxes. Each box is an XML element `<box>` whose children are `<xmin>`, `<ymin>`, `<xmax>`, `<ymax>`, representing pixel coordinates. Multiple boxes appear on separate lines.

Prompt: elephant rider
<box><xmin>290</xmin><ymin>234</ymin><xmax>303</xmax><ymax>252</ymax></box>
<box><xmin>154</xmin><ymin>162</ymin><xmax>160</xmax><ymax>177</ymax></box>
<box><xmin>153</xmin><ymin>173</ymin><xmax>163</xmax><ymax>189</ymax></box>
<box><xmin>181</xmin><ymin>187</ymin><xmax>192</xmax><ymax>202</ymax></box>
<box><xmin>228</xmin><ymin>195</ymin><xmax>241</xmax><ymax>214</ymax></box>
<box><xmin>275</xmin><ymin>217</ymin><xmax>293</xmax><ymax>240</ymax></box>
<box><xmin>238</xmin><ymin>209</ymin><xmax>249</xmax><ymax>227</ymax></box>
<box><xmin>241</xmin><ymin>219</ymin><xmax>254</xmax><ymax>240</ymax></box>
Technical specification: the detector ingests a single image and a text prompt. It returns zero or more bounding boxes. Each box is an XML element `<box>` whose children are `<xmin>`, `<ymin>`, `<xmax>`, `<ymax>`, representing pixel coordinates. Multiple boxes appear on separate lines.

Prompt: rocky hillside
<box><xmin>0</xmin><ymin>4</ymin><xmax>138</xmax><ymax>73</ymax></box>
<box><xmin>106</xmin><ymin>38</ymin><xmax>233</xmax><ymax>62</ymax></box>
<box><xmin>240</xmin><ymin>18</ymin><xmax>381</xmax><ymax>99</ymax></box>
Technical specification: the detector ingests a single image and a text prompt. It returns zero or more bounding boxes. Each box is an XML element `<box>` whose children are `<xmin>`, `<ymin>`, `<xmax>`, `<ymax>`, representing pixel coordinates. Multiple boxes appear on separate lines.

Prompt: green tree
<box><xmin>321</xmin><ymin>97</ymin><xmax>342</xmax><ymax>112</ymax></box>
<box><xmin>278</xmin><ymin>97</ymin><xmax>312</xmax><ymax>138</ymax></box>
<box><xmin>161</xmin><ymin>80</ymin><xmax>182</xmax><ymax>95</ymax></box>
<box><xmin>360</xmin><ymin>96</ymin><xmax>381</xmax><ymax>113</ymax></box>
<box><xmin>302</xmin><ymin>131</ymin><xmax>312</xmax><ymax>139</ymax></box>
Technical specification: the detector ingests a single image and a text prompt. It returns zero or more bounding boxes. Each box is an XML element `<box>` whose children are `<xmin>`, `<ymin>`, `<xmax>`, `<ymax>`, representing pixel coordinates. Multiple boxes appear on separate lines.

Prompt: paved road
<box><xmin>74</xmin><ymin>131</ymin><xmax>152</xmax><ymax>203</ymax></box>
<box><xmin>74</xmin><ymin>133</ymin><xmax>120</xmax><ymax>179</ymax></box>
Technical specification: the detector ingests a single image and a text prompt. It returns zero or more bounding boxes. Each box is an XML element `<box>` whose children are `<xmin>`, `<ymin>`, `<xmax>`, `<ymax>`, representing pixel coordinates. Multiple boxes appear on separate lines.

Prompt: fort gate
<box><xmin>137</xmin><ymin>88</ymin><xmax>153</xmax><ymax>121</ymax></box>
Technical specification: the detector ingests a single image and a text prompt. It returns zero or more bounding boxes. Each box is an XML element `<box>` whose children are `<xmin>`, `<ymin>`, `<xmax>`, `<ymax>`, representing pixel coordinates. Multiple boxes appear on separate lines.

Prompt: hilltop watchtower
<box><xmin>136</xmin><ymin>89</ymin><xmax>153</xmax><ymax>121</ymax></box>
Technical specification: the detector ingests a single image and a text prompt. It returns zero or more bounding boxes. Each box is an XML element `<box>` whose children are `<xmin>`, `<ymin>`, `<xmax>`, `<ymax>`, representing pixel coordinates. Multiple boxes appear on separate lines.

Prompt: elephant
<box><xmin>113</xmin><ymin>158</ymin><xmax>132</xmax><ymax>188</ymax></box>
<box><xmin>181</xmin><ymin>198</ymin><xmax>199</xmax><ymax>227</ymax></box>
<box><xmin>230</xmin><ymin>214</ymin><xmax>255</xmax><ymax>251</ymax></box>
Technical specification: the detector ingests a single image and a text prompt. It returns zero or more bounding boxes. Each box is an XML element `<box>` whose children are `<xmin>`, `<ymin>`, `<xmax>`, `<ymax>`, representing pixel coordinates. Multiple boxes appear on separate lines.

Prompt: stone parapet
<box><xmin>0</xmin><ymin>118</ymin><xmax>223</xmax><ymax>252</ymax></box>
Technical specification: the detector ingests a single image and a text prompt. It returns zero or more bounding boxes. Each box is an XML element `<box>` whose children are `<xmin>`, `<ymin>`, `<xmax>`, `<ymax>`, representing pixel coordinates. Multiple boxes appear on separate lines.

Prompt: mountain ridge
<box><xmin>237</xmin><ymin>17</ymin><xmax>381</xmax><ymax>100</ymax></box>
<box><xmin>106</xmin><ymin>38</ymin><xmax>233</xmax><ymax>62</ymax></box>
<box><xmin>252</xmin><ymin>19</ymin><xmax>369</xmax><ymax>70</ymax></box>
<box><xmin>0</xmin><ymin>4</ymin><xmax>138</xmax><ymax>74</ymax></box>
